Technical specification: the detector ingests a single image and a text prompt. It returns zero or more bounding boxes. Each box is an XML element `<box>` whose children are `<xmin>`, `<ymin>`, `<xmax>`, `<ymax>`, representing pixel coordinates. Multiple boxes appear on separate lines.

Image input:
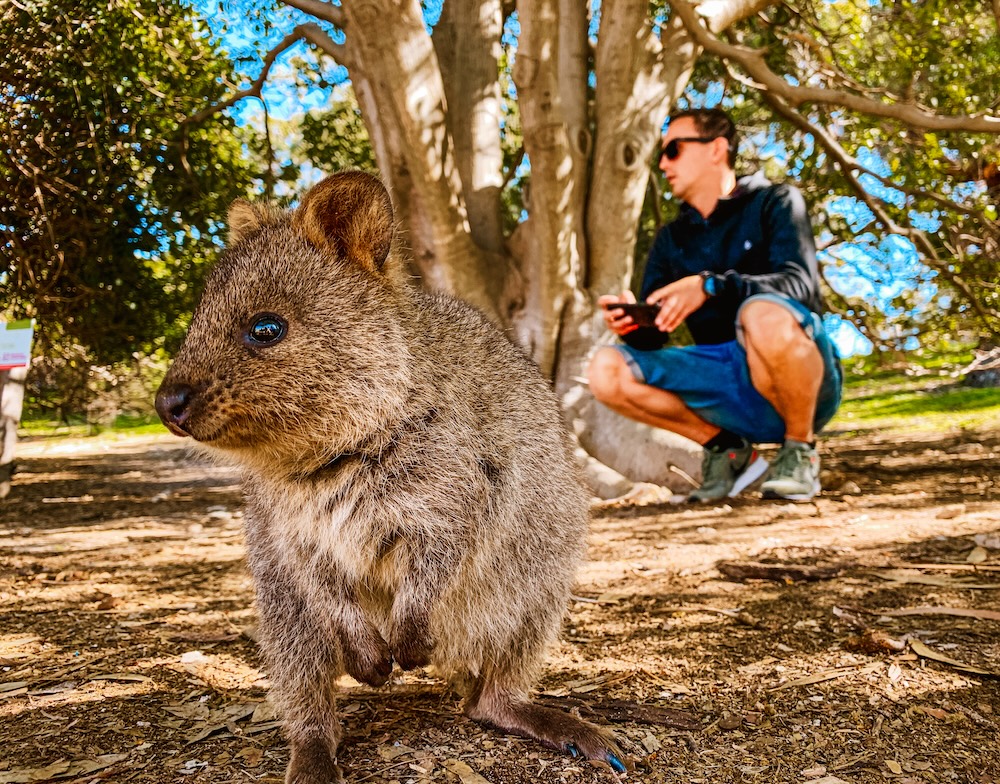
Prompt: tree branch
<box><xmin>667</xmin><ymin>0</ymin><xmax>1000</xmax><ymax>134</ymax></box>
<box><xmin>694</xmin><ymin>0</ymin><xmax>779</xmax><ymax>33</ymax></box>
<box><xmin>761</xmin><ymin>91</ymin><xmax>998</xmax><ymax>333</ymax></box>
<box><xmin>298</xmin><ymin>21</ymin><xmax>354</xmax><ymax>68</ymax></box>
<box><xmin>278</xmin><ymin>0</ymin><xmax>345</xmax><ymax>26</ymax></box>
<box><xmin>184</xmin><ymin>24</ymin><xmax>342</xmax><ymax>124</ymax></box>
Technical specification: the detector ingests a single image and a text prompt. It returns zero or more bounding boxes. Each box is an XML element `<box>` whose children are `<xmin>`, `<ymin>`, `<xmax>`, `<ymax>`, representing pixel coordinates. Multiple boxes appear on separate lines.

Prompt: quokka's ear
<box><xmin>294</xmin><ymin>171</ymin><xmax>394</xmax><ymax>272</ymax></box>
<box><xmin>227</xmin><ymin>199</ymin><xmax>283</xmax><ymax>246</ymax></box>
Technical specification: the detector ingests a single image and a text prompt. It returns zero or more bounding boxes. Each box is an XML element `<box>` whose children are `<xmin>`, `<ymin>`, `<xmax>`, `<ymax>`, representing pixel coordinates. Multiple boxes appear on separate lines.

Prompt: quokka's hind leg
<box><xmin>463</xmin><ymin>672</ymin><xmax>627</xmax><ymax>773</ymax></box>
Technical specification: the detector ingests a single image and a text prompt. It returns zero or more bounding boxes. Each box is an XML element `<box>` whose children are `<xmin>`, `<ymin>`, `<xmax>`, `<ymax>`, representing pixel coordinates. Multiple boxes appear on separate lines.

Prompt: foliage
<box><xmin>682</xmin><ymin>0</ymin><xmax>1000</xmax><ymax>354</ymax></box>
<box><xmin>8</xmin><ymin>0</ymin><xmax>1000</xmax><ymax>426</ymax></box>
<box><xmin>25</xmin><ymin>349</ymin><xmax>168</xmax><ymax>426</ymax></box>
<box><xmin>0</xmin><ymin>0</ymin><xmax>260</xmax><ymax>369</ymax></box>
<box><xmin>298</xmin><ymin>90</ymin><xmax>377</xmax><ymax>174</ymax></box>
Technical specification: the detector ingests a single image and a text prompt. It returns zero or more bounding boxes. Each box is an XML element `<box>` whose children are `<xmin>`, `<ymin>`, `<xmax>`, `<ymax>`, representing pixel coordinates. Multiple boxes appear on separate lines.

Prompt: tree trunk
<box><xmin>511</xmin><ymin>0</ymin><xmax>590</xmax><ymax>377</ymax></box>
<box><xmin>586</xmin><ymin>1</ymin><xmax>690</xmax><ymax>298</ymax></box>
<box><xmin>278</xmin><ymin>0</ymin><xmax>785</xmax><ymax>496</ymax></box>
<box><xmin>0</xmin><ymin>367</ymin><xmax>27</xmax><ymax>500</ymax></box>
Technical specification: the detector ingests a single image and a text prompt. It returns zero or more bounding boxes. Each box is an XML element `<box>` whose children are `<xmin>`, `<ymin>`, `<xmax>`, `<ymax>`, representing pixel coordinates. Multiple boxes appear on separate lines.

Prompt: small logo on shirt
<box><xmin>744</xmin><ymin>240</ymin><xmax>753</xmax><ymax>251</ymax></box>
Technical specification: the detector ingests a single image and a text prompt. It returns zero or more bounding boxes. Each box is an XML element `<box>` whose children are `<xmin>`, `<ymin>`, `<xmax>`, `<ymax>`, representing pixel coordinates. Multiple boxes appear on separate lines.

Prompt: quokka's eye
<box><xmin>245</xmin><ymin>313</ymin><xmax>287</xmax><ymax>346</ymax></box>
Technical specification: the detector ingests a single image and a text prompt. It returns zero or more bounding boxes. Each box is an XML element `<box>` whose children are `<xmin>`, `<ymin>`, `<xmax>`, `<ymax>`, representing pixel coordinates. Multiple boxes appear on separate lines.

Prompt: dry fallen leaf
<box><xmin>881</xmin><ymin>605</ymin><xmax>1000</xmax><ymax>622</ymax></box>
<box><xmin>770</xmin><ymin>662</ymin><xmax>882</xmax><ymax>691</ymax></box>
<box><xmin>0</xmin><ymin>753</ymin><xmax>128</xmax><ymax>783</ymax></box>
<box><xmin>235</xmin><ymin>746</ymin><xmax>264</xmax><ymax>767</ymax></box>
<box><xmin>914</xmin><ymin>706</ymin><xmax>951</xmax><ymax>720</ymax></box>
<box><xmin>887</xmin><ymin>759</ymin><xmax>903</xmax><ymax>774</ymax></box>
<box><xmin>443</xmin><ymin>759</ymin><xmax>492</xmax><ymax>784</ymax></box>
<box><xmin>874</xmin><ymin>569</ymin><xmax>1000</xmax><ymax>590</ymax></box>
<box><xmin>377</xmin><ymin>744</ymin><xmax>415</xmax><ymax>762</ymax></box>
<box><xmin>967</xmin><ymin>546</ymin><xmax>989</xmax><ymax>564</ymax></box>
<box><xmin>909</xmin><ymin>639</ymin><xmax>1000</xmax><ymax>677</ymax></box>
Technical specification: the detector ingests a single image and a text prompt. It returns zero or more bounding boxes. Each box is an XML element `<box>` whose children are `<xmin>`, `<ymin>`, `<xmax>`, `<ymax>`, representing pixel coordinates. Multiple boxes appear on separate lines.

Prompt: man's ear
<box><xmin>711</xmin><ymin>136</ymin><xmax>731</xmax><ymax>166</ymax></box>
<box><xmin>294</xmin><ymin>171</ymin><xmax>394</xmax><ymax>273</ymax></box>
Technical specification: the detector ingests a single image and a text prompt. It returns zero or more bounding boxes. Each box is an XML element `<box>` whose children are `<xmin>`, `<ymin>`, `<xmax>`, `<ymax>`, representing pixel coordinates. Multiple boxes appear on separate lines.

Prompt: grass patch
<box><xmin>831</xmin><ymin>368</ymin><xmax>1000</xmax><ymax>435</ymax></box>
<box><xmin>19</xmin><ymin>413</ymin><xmax>167</xmax><ymax>440</ymax></box>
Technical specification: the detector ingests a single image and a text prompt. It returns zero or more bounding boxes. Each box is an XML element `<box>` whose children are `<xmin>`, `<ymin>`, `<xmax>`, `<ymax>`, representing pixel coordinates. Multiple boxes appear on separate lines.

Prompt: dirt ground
<box><xmin>1</xmin><ymin>424</ymin><xmax>998</xmax><ymax>784</ymax></box>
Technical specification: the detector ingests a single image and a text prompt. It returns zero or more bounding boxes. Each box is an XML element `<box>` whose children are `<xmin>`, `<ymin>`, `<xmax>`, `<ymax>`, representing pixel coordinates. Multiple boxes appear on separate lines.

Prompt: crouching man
<box><xmin>589</xmin><ymin>108</ymin><xmax>843</xmax><ymax>502</ymax></box>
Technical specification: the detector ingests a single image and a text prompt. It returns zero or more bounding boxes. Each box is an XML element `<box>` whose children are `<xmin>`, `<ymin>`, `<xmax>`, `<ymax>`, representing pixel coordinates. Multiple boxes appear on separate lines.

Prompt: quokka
<box><xmin>155</xmin><ymin>171</ymin><xmax>624</xmax><ymax>783</ymax></box>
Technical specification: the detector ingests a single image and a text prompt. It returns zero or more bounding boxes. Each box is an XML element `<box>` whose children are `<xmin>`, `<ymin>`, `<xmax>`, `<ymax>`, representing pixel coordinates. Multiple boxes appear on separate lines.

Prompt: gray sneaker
<box><xmin>760</xmin><ymin>442</ymin><xmax>821</xmax><ymax>501</ymax></box>
<box><xmin>688</xmin><ymin>441</ymin><xmax>769</xmax><ymax>503</ymax></box>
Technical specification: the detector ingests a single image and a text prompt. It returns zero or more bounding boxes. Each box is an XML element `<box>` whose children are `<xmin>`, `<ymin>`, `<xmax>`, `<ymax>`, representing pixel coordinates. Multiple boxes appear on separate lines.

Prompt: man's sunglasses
<box><xmin>659</xmin><ymin>136</ymin><xmax>720</xmax><ymax>161</ymax></box>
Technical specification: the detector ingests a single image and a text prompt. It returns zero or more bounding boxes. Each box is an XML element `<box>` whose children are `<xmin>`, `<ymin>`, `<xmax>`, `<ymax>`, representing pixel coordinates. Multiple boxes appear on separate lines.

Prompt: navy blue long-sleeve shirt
<box><xmin>626</xmin><ymin>172</ymin><xmax>823</xmax><ymax>349</ymax></box>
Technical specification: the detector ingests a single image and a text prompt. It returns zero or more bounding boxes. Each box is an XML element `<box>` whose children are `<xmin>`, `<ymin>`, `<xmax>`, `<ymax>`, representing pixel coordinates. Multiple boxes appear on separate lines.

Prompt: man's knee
<box><xmin>587</xmin><ymin>348</ymin><xmax>630</xmax><ymax>404</ymax></box>
<box><xmin>740</xmin><ymin>300</ymin><xmax>823</xmax><ymax>372</ymax></box>
<box><xmin>741</xmin><ymin>300</ymin><xmax>812</xmax><ymax>355</ymax></box>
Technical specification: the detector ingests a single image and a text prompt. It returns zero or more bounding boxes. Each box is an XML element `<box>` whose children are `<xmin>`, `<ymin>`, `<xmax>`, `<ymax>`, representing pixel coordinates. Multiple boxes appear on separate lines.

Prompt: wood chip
<box><xmin>967</xmin><ymin>546</ymin><xmax>989</xmax><ymax>564</ymax></box>
<box><xmin>770</xmin><ymin>662</ymin><xmax>882</xmax><ymax>691</ymax></box>
<box><xmin>843</xmin><ymin>629</ymin><xmax>906</xmax><ymax>654</ymax></box>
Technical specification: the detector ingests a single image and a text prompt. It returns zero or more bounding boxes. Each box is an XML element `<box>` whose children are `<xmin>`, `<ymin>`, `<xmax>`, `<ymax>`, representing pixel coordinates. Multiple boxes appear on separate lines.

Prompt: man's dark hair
<box><xmin>668</xmin><ymin>108</ymin><xmax>738</xmax><ymax>168</ymax></box>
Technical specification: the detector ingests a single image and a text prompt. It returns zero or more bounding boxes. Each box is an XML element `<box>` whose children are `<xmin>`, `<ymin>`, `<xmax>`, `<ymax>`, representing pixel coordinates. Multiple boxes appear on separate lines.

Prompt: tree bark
<box><xmin>587</xmin><ymin>2</ymin><xmax>688</xmax><ymax>300</ymax></box>
<box><xmin>434</xmin><ymin>0</ymin><xmax>506</xmax><ymax>257</ymax></box>
<box><xmin>511</xmin><ymin>0</ymin><xmax>590</xmax><ymax>376</ymax></box>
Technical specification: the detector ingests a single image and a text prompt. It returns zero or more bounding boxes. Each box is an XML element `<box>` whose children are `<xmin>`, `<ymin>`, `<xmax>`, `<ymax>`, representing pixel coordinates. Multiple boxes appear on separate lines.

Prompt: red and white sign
<box><xmin>0</xmin><ymin>320</ymin><xmax>35</xmax><ymax>371</ymax></box>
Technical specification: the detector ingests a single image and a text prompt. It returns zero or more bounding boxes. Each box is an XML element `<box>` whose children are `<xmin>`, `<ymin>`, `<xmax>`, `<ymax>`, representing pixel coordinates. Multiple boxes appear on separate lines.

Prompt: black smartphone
<box><xmin>603</xmin><ymin>302</ymin><xmax>660</xmax><ymax>327</ymax></box>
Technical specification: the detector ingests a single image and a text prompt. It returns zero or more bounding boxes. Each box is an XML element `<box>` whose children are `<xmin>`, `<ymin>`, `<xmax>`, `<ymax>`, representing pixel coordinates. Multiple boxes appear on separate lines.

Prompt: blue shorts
<box><xmin>616</xmin><ymin>293</ymin><xmax>843</xmax><ymax>444</ymax></box>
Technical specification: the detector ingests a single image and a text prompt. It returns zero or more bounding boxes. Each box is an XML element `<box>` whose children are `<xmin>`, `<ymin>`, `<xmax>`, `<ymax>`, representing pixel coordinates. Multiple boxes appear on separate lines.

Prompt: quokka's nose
<box><xmin>155</xmin><ymin>384</ymin><xmax>195</xmax><ymax>436</ymax></box>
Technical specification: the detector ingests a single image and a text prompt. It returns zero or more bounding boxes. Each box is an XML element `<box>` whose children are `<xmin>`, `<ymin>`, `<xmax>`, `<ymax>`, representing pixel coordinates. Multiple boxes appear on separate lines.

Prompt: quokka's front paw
<box><xmin>390</xmin><ymin>616</ymin><xmax>433</xmax><ymax>670</ymax></box>
<box><xmin>342</xmin><ymin>631</ymin><xmax>393</xmax><ymax>687</ymax></box>
<box><xmin>391</xmin><ymin>635</ymin><xmax>432</xmax><ymax>671</ymax></box>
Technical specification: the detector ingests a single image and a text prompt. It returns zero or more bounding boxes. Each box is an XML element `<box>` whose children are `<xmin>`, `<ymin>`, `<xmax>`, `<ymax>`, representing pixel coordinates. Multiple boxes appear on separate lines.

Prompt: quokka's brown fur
<box><xmin>155</xmin><ymin>171</ymin><xmax>624</xmax><ymax>783</ymax></box>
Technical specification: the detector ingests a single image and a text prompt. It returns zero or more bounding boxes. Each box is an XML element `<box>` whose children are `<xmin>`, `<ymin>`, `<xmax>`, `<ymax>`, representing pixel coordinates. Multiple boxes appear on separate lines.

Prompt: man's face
<box><xmin>658</xmin><ymin>117</ymin><xmax>720</xmax><ymax>201</ymax></box>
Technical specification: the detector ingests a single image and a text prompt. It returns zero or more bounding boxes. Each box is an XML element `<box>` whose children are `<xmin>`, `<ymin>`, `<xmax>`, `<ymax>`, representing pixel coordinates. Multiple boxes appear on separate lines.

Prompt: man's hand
<box><xmin>647</xmin><ymin>275</ymin><xmax>708</xmax><ymax>333</ymax></box>
<box><xmin>598</xmin><ymin>291</ymin><xmax>644</xmax><ymax>335</ymax></box>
